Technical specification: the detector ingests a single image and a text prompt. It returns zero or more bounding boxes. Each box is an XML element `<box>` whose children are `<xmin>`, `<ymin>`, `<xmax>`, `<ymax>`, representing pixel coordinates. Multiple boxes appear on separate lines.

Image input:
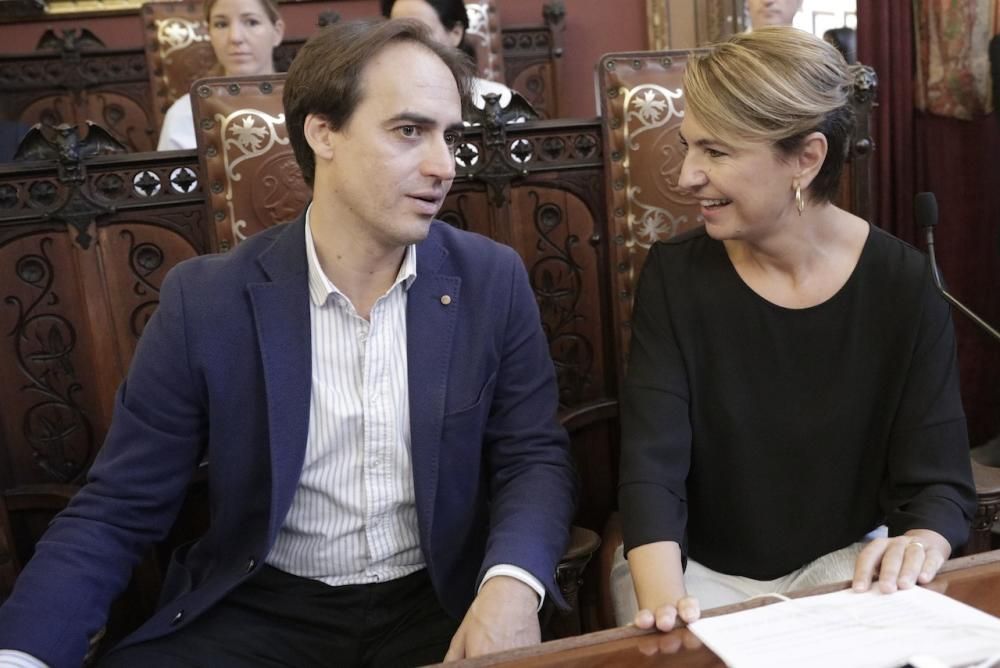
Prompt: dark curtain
<box><xmin>857</xmin><ymin>0</ymin><xmax>916</xmax><ymax>242</ymax></box>
<box><xmin>859</xmin><ymin>2</ymin><xmax>1000</xmax><ymax>447</ymax></box>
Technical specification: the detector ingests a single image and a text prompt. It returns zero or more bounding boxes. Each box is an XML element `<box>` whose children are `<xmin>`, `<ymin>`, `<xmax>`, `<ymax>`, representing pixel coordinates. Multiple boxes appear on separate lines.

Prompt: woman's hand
<box><xmin>633</xmin><ymin>596</ymin><xmax>701</xmax><ymax>632</ymax></box>
<box><xmin>852</xmin><ymin>529</ymin><xmax>951</xmax><ymax>593</ymax></box>
<box><xmin>627</xmin><ymin>541</ymin><xmax>697</xmax><ymax>631</ymax></box>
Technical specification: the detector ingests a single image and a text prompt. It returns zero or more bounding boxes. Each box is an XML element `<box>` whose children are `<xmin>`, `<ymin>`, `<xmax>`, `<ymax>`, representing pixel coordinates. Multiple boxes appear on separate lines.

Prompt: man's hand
<box><xmin>444</xmin><ymin>575</ymin><xmax>540</xmax><ymax>661</ymax></box>
<box><xmin>633</xmin><ymin>596</ymin><xmax>700</xmax><ymax>632</ymax></box>
<box><xmin>853</xmin><ymin>529</ymin><xmax>951</xmax><ymax>593</ymax></box>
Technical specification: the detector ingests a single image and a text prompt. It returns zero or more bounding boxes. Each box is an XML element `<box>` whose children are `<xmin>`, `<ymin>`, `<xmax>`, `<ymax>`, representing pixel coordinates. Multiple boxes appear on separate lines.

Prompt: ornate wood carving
<box><xmin>502</xmin><ymin>26</ymin><xmax>560</xmax><ymax>119</ymax></box>
<box><xmin>142</xmin><ymin>1</ymin><xmax>215</xmax><ymax>127</ymax></box>
<box><xmin>0</xmin><ymin>0</ymin><xmax>46</xmax><ymax>20</ymax></box>
<box><xmin>0</xmin><ymin>150</ymin><xmax>209</xmax><ymax>490</ymax></box>
<box><xmin>448</xmin><ymin>114</ymin><xmax>612</xmax><ymax>409</ymax></box>
<box><xmin>0</xmin><ymin>17</ymin><xmax>563</xmax><ymax>146</ymax></box>
<box><xmin>0</xmin><ymin>47</ymin><xmax>155</xmax><ymax>152</ymax></box>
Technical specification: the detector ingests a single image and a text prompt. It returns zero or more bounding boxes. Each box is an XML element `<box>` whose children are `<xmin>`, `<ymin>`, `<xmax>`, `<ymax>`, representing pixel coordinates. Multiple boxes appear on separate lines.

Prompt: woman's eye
<box><xmin>706</xmin><ymin>148</ymin><xmax>726</xmax><ymax>158</ymax></box>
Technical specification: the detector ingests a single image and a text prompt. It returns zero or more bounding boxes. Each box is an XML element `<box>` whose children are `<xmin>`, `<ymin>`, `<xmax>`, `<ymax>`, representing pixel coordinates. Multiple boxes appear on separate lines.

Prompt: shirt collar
<box><xmin>304</xmin><ymin>204</ymin><xmax>418</xmax><ymax>308</ymax></box>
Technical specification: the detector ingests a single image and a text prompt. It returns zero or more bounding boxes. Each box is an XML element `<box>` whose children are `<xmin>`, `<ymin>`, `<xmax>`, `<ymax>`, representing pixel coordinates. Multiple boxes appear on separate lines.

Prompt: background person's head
<box><xmin>205</xmin><ymin>0</ymin><xmax>284</xmax><ymax>76</ymax></box>
<box><xmin>283</xmin><ymin>18</ymin><xmax>474</xmax><ymax>187</ymax></box>
<box><xmin>682</xmin><ymin>26</ymin><xmax>856</xmax><ymax>206</ymax></box>
<box><xmin>379</xmin><ymin>0</ymin><xmax>468</xmax><ymax>49</ymax></box>
<box><xmin>746</xmin><ymin>0</ymin><xmax>801</xmax><ymax>28</ymax></box>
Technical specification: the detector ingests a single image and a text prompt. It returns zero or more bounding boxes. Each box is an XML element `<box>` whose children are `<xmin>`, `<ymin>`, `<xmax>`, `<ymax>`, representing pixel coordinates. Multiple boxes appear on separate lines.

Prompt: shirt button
<box><xmin>171</xmin><ymin>610</ymin><xmax>185</xmax><ymax>625</ymax></box>
<box><xmin>245</xmin><ymin>557</ymin><xmax>256</xmax><ymax>574</ymax></box>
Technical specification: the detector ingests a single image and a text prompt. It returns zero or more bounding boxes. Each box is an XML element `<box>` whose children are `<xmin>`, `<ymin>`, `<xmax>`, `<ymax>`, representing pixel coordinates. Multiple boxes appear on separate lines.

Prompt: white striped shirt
<box><xmin>266</xmin><ymin>210</ymin><xmax>424</xmax><ymax>584</ymax></box>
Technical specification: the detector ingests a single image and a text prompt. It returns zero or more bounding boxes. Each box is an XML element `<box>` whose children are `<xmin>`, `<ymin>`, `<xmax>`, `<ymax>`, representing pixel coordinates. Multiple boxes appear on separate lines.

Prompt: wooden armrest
<box><xmin>558</xmin><ymin>398</ymin><xmax>618</xmax><ymax>433</ymax></box>
<box><xmin>968</xmin><ymin>459</ymin><xmax>1000</xmax><ymax>555</ymax></box>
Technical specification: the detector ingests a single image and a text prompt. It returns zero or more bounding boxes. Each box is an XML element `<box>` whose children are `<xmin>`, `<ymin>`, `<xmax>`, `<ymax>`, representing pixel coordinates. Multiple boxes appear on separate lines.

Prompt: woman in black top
<box><xmin>616</xmin><ymin>26</ymin><xmax>977</xmax><ymax>632</ymax></box>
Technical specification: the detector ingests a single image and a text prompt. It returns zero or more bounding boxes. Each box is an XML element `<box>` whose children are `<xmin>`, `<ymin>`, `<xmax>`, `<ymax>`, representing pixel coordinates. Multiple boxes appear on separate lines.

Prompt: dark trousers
<box><xmin>99</xmin><ymin>566</ymin><xmax>459</xmax><ymax>668</ymax></box>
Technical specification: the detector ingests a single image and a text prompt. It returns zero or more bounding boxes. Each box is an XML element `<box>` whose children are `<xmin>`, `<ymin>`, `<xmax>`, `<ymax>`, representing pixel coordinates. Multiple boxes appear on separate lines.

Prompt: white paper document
<box><xmin>689</xmin><ymin>586</ymin><xmax>1000</xmax><ymax>668</ymax></box>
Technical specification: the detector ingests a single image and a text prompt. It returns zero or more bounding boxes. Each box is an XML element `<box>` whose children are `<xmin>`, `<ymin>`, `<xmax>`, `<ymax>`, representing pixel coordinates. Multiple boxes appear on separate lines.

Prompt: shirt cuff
<box><xmin>479</xmin><ymin>564</ymin><xmax>546</xmax><ymax>612</ymax></box>
<box><xmin>0</xmin><ymin>650</ymin><xmax>49</xmax><ymax>668</ymax></box>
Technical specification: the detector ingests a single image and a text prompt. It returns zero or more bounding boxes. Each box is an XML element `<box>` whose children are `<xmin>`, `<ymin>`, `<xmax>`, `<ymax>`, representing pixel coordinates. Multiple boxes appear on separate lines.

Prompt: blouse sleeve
<box><xmin>619</xmin><ymin>243</ymin><xmax>693</xmax><ymax>556</ymax></box>
<box><xmin>882</xmin><ymin>269</ymin><xmax>977</xmax><ymax>550</ymax></box>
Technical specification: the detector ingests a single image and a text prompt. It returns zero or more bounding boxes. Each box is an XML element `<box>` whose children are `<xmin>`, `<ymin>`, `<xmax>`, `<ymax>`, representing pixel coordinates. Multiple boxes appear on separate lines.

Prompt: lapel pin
<box><xmin>440</xmin><ymin>295</ymin><xmax>452</xmax><ymax>305</ymax></box>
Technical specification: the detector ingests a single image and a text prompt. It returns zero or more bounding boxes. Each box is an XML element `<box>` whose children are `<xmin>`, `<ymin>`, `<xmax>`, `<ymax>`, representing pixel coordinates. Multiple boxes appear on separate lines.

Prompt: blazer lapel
<box><xmin>407</xmin><ymin>227</ymin><xmax>461</xmax><ymax>544</ymax></box>
<box><xmin>248</xmin><ymin>217</ymin><xmax>312</xmax><ymax>543</ymax></box>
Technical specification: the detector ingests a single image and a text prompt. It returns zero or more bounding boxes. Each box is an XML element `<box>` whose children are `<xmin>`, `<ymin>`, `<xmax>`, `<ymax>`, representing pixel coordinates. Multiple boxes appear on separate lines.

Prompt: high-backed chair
<box><xmin>190</xmin><ymin>74</ymin><xmax>309</xmax><ymax>251</ymax></box>
<box><xmin>463</xmin><ymin>0</ymin><xmax>507</xmax><ymax>84</ymax></box>
<box><xmin>142</xmin><ymin>1</ymin><xmax>216</xmax><ymax>133</ymax></box>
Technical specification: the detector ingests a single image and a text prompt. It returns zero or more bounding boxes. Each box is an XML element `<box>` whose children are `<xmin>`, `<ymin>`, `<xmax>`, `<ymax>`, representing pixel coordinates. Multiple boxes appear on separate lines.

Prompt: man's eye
<box><xmin>399</xmin><ymin>126</ymin><xmax>418</xmax><ymax>137</ymax></box>
<box><xmin>444</xmin><ymin>132</ymin><xmax>458</xmax><ymax>147</ymax></box>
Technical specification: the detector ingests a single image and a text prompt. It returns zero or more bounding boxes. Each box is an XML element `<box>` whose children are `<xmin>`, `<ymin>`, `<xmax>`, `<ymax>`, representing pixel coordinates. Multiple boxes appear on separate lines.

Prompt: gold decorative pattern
<box><xmin>157</xmin><ymin>17</ymin><xmax>209</xmax><ymax>60</ymax></box>
<box><xmin>47</xmin><ymin>0</ymin><xmax>146</xmax><ymax>13</ymax></box>
<box><xmin>215</xmin><ymin>109</ymin><xmax>289</xmax><ymax>241</ymax></box>
<box><xmin>621</xmin><ymin>83</ymin><xmax>694</xmax><ymax>248</ymax></box>
<box><xmin>645</xmin><ymin>0</ymin><xmax>669</xmax><ymax>50</ymax></box>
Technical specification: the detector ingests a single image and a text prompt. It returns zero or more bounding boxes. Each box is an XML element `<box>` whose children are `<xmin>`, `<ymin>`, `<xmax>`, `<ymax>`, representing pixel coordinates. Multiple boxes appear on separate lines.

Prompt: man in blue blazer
<box><xmin>0</xmin><ymin>19</ymin><xmax>575</xmax><ymax>668</ymax></box>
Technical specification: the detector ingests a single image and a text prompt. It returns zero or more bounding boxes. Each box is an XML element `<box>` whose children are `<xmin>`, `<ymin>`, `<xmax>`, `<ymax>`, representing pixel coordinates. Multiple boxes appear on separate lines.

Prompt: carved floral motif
<box><xmin>215</xmin><ymin>108</ymin><xmax>291</xmax><ymax>241</ymax></box>
<box><xmin>528</xmin><ymin>193</ymin><xmax>592</xmax><ymax>406</ymax></box>
<box><xmin>5</xmin><ymin>238</ymin><xmax>94</xmax><ymax>483</ymax></box>
<box><xmin>622</xmin><ymin>83</ymin><xmax>697</xmax><ymax>248</ymax></box>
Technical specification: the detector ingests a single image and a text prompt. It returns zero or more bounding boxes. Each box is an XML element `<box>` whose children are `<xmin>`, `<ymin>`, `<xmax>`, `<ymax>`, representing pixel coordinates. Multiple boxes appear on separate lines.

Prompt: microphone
<box><xmin>915</xmin><ymin>192</ymin><xmax>1000</xmax><ymax>342</ymax></box>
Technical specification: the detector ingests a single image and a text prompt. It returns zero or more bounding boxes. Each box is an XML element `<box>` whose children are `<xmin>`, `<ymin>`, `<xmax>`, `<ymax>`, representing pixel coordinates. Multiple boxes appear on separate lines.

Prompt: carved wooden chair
<box><xmin>141</xmin><ymin>1</ymin><xmax>217</xmax><ymax>134</ymax></box>
<box><xmin>189</xmin><ymin>74</ymin><xmax>308</xmax><ymax>251</ymax></box>
<box><xmin>463</xmin><ymin>0</ymin><xmax>507</xmax><ymax>84</ymax></box>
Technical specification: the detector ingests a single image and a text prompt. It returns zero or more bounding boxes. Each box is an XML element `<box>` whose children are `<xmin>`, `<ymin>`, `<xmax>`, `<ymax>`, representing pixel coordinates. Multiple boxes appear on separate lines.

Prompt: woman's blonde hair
<box><xmin>683</xmin><ymin>26</ymin><xmax>857</xmax><ymax>203</ymax></box>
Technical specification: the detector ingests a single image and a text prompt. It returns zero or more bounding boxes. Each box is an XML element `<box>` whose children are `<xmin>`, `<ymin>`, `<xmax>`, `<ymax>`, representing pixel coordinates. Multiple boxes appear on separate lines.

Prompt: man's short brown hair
<box><xmin>284</xmin><ymin>18</ymin><xmax>475</xmax><ymax>187</ymax></box>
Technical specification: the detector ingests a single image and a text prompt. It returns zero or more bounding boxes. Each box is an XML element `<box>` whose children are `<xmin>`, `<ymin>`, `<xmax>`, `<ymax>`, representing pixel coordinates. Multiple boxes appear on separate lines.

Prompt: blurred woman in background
<box><xmin>157</xmin><ymin>0</ymin><xmax>284</xmax><ymax>150</ymax></box>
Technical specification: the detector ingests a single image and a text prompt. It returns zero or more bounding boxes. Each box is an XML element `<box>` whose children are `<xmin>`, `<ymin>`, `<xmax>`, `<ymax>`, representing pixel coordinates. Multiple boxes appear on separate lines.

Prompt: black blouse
<box><xmin>619</xmin><ymin>225</ymin><xmax>977</xmax><ymax>579</ymax></box>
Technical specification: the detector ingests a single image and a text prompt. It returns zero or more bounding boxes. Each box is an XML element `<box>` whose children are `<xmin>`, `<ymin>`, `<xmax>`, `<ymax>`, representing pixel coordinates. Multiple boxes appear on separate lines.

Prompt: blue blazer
<box><xmin>0</xmin><ymin>217</ymin><xmax>576</xmax><ymax>668</ymax></box>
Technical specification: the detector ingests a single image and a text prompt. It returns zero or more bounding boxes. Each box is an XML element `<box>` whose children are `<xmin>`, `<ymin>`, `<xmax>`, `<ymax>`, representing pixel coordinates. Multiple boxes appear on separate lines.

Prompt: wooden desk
<box><xmin>447</xmin><ymin>550</ymin><xmax>1000</xmax><ymax>667</ymax></box>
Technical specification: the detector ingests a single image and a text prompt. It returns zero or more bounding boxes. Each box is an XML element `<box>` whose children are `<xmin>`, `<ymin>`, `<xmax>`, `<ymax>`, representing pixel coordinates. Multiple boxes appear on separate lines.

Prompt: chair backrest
<box><xmin>142</xmin><ymin>1</ymin><xmax>217</xmax><ymax>132</ymax></box>
<box><xmin>464</xmin><ymin>0</ymin><xmax>507</xmax><ymax>84</ymax></box>
<box><xmin>190</xmin><ymin>74</ymin><xmax>309</xmax><ymax>251</ymax></box>
<box><xmin>597</xmin><ymin>50</ymin><xmax>876</xmax><ymax>379</ymax></box>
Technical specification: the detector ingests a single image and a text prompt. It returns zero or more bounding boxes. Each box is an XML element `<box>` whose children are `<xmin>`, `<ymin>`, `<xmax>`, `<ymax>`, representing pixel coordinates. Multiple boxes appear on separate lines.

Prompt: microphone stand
<box><xmin>924</xmin><ymin>225</ymin><xmax>1000</xmax><ymax>342</ymax></box>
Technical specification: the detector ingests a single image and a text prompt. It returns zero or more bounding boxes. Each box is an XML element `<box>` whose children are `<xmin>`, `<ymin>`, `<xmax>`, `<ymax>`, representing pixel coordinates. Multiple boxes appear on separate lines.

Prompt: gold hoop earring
<box><xmin>794</xmin><ymin>183</ymin><xmax>804</xmax><ymax>216</ymax></box>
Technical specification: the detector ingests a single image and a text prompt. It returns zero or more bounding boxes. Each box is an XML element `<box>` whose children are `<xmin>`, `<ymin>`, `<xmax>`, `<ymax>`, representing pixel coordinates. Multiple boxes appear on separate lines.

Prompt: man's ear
<box><xmin>795</xmin><ymin>131</ymin><xmax>828</xmax><ymax>191</ymax></box>
<box><xmin>304</xmin><ymin>113</ymin><xmax>335</xmax><ymax>163</ymax></box>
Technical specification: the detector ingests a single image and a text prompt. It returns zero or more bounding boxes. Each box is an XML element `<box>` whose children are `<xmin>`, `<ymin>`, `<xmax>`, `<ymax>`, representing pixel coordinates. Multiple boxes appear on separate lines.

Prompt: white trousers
<box><xmin>610</xmin><ymin>527</ymin><xmax>887</xmax><ymax>626</ymax></box>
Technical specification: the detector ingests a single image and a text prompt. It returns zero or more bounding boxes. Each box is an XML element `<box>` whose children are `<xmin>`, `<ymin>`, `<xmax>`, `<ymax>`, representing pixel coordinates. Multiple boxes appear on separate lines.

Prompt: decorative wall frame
<box><xmin>646</xmin><ymin>0</ymin><xmax>747</xmax><ymax>50</ymax></box>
